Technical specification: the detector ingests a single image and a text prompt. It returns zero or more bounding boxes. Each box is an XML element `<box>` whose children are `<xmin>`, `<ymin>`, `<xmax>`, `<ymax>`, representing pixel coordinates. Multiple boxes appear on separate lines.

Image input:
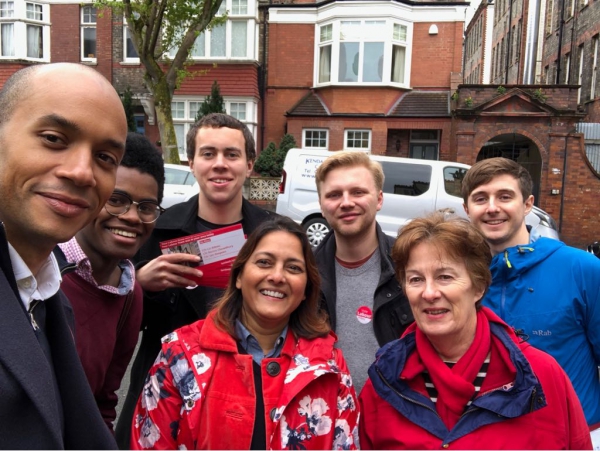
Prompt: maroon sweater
<box><xmin>61</xmin><ymin>273</ymin><xmax>143</xmax><ymax>431</ymax></box>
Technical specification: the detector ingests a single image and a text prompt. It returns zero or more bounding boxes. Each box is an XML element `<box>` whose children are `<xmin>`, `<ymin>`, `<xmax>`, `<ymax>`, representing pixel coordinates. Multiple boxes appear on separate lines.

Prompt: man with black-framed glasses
<box><xmin>54</xmin><ymin>133</ymin><xmax>165</xmax><ymax>433</ymax></box>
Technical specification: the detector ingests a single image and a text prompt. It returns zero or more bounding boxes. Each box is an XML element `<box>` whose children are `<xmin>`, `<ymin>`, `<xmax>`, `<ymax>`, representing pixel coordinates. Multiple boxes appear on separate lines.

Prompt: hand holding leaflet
<box><xmin>159</xmin><ymin>224</ymin><xmax>246</xmax><ymax>288</ymax></box>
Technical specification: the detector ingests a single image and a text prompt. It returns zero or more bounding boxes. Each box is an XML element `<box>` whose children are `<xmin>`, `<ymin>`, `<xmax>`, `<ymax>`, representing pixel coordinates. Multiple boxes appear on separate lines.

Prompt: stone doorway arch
<box><xmin>476</xmin><ymin>133</ymin><xmax>542</xmax><ymax>205</ymax></box>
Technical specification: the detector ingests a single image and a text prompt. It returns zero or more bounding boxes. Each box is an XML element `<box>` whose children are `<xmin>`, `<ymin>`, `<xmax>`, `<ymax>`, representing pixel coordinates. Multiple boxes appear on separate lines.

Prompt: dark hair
<box><xmin>461</xmin><ymin>157</ymin><xmax>533</xmax><ymax>204</ymax></box>
<box><xmin>212</xmin><ymin>216</ymin><xmax>329</xmax><ymax>339</ymax></box>
<box><xmin>392</xmin><ymin>212</ymin><xmax>492</xmax><ymax>310</ymax></box>
<box><xmin>121</xmin><ymin>132</ymin><xmax>165</xmax><ymax>204</ymax></box>
<box><xmin>185</xmin><ymin>113</ymin><xmax>256</xmax><ymax>162</ymax></box>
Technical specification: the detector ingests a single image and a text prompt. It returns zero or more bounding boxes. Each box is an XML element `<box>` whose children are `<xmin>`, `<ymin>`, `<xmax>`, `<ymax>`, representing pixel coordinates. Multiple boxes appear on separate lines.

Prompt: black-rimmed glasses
<box><xmin>104</xmin><ymin>192</ymin><xmax>164</xmax><ymax>224</ymax></box>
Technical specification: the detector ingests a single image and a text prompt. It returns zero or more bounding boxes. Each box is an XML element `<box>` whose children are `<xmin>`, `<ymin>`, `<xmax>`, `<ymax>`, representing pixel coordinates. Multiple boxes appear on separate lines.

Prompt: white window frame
<box><xmin>565</xmin><ymin>53</ymin><xmax>571</xmax><ymax>83</ymax></box>
<box><xmin>0</xmin><ymin>1</ymin><xmax>49</xmax><ymax>61</ymax></box>
<box><xmin>344</xmin><ymin>129</ymin><xmax>371</xmax><ymax>151</ymax></box>
<box><xmin>123</xmin><ymin>16</ymin><xmax>140</xmax><ymax>63</ymax></box>
<box><xmin>315</xmin><ymin>19</ymin><xmax>411</xmax><ymax>88</ymax></box>
<box><xmin>0</xmin><ymin>1</ymin><xmax>15</xmax><ymax>57</ymax></box>
<box><xmin>81</xmin><ymin>5</ymin><xmax>96</xmax><ymax>62</ymax></box>
<box><xmin>591</xmin><ymin>36</ymin><xmax>598</xmax><ymax>100</ymax></box>
<box><xmin>302</xmin><ymin>129</ymin><xmax>329</xmax><ymax>150</ymax></box>
<box><xmin>172</xmin><ymin>96</ymin><xmax>258</xmax><ymax>161</ymax></box>
<box><xmin>168</xmin><ymin>0</ymin><xmax>257</xmax><ymax>61</ymax></box>
<box><xmin>577</xmin><ymin>44</ymin><xmax>584</xmax><ymax>103</ymax></box>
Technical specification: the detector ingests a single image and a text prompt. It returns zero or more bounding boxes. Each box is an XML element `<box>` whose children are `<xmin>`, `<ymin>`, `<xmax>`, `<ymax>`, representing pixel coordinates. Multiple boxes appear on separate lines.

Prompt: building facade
<box><xmin>261</xmin><ymin>0</ymin><xmax>468</xmax><ymax>160</ymax></box>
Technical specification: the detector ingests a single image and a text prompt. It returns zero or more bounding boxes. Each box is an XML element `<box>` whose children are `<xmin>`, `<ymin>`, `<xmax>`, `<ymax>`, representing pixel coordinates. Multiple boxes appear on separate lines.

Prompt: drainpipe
<box><xmin>559</xmin><ymin>135</ymin><xmax>568</xmax><ymax>233</ymax></box>
<box><xmin>505</xmin><ymin>0</ymin><xmax>514</xmax><ymax>84</ymax></box>
<box><xmin>259</xmin><ymin>1</ymin><xmax>271</xmax><ymax>151</ymax></box>
<box><xmin>556</xmin><ymin>0</ymin><xmax>566</xmax><ymax>83</ymax></box>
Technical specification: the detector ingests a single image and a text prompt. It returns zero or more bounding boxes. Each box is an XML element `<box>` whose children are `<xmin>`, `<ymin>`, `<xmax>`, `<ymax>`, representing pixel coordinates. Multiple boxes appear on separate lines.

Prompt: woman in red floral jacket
<box><xmin>130</xmin><ymin>216</ymin><xmax>359</xmax><ymax>450</ymax></box>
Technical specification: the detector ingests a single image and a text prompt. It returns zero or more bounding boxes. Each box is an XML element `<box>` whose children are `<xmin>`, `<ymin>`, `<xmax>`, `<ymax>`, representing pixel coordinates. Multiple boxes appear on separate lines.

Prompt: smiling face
<box><xmin>404</xmin><ymin>241</ymin><xmax>484</xmax><ymax>360</ymax></box>
<box><xmin>236</xmin><ymin>231</ymin><xmax>307</xmax><ymax>336</ymax></box>
<box><xmin>189</xmin><ymin>126</ymin><xmax>253</xmax><ymax>211</ymax></box>
<box><xmin>464</xmin><ymin>174</ymin><xmax>533</xmax><ymax>254</ymax></box>
<box><xmin>319</xmin><ymin>165</ymin><xmax>383</xmax><ymax>240</ymax></box>
<box><xmin>0</xmin><ymin>65</ymin><xmax>127</xmax><ymax>268</ymax></box>
<box><xmin>75</xmin><ymin>166</ymin><xmax>159</xmax><ymax>265</ymax></box>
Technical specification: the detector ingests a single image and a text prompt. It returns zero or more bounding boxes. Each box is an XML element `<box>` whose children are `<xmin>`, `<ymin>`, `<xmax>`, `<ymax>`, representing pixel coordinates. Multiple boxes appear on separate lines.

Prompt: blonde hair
<box><xmin>315</xmin><ymin>151</ymin><xmax>384</xmax><ymax>197</ymax></box>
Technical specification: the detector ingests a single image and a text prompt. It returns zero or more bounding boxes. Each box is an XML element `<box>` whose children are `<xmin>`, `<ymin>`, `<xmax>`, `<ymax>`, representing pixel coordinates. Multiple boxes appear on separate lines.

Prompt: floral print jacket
<box><xmin>130</xmin><ymin>310</ymin><xmax>360</xmax><ymax>450</ymax></box>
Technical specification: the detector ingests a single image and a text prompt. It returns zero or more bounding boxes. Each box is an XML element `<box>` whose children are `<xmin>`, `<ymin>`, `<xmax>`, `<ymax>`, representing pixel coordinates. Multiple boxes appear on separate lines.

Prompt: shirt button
<box><xmin>386</xmin><ymin>293</ymin><xmax>392</xmax><ymax>298</ymax></box>
<box><xmin>270</xmin><ymin>407</ymin><xmax>277</xmax><ymax>420</ymax></box>
<box><xmin>266</xmin><ymin>362</ymin><xmax>280</xmax><ymax>377</ymax></box>
<box><xmin>22</xmin><ymin>279</ymin><xmax>32</xmax><ymax>289</ymax></box>
<box><xmin>442</xmin><ymin>444</ymin><xmax>449</xmax><ymax>449</ymax></box>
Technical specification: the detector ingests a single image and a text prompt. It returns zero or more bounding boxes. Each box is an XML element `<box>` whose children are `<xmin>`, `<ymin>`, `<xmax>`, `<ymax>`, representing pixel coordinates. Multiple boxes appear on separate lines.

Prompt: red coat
<box><xmin>130</xmin><ymin>311</ymin><xmax>359</xmax><ymax>450</ymax></box>
<box><xmin>359</xmin><ymin>310</ymin><xmax>592</xmax><ymax>450</ymax></box>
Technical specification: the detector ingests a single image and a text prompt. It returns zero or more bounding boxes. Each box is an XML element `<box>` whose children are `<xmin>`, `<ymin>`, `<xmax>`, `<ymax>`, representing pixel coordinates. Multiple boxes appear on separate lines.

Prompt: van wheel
<box><xmin>304</xmin><ymin>218</ymin><xmax>330</xmax><ymax>247</ymax></box>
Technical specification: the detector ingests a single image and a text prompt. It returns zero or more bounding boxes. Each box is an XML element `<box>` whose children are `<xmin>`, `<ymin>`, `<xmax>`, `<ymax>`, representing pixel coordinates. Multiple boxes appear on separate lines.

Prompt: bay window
<box><xmin>169</xmin><ymin>0</ymin><xmax>256</xmax><ymax>60</ymax></box>
<box><xmin>317</xmin><ymin>19</ymin><xmax>410</xmax><ymax>86</ymax></box>
<box><xmin>0</xmin><ymin>1</ymin><xmax>49</xmax><ymax>60</ymax></box>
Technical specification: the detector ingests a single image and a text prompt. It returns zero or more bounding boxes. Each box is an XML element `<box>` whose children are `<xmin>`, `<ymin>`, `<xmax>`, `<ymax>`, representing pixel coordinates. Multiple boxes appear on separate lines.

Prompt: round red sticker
<box><xmin>356</xmin><ymin>306</ymin><xmax>373</xmax><ymax>324</ymax></box>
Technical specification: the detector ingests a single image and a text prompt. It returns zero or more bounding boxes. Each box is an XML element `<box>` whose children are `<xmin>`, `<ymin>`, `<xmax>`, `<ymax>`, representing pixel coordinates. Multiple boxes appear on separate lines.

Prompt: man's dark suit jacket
<box><xmin>0</xmin><ymin>224</ymin><xmax>116</xmax><ymax>450</ymax></box>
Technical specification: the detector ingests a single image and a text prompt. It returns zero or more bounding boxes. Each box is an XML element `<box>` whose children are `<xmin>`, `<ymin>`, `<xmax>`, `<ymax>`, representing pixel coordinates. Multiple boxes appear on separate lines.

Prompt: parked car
<box><xmin>276</xmin><ymin>148</ymin><xmax>560</xmax><ymax>247</ymax></box>
<box><xmin>162</xmin><ymin>163</ymin><xmax>198</xmax><ymax>208</ymax></box>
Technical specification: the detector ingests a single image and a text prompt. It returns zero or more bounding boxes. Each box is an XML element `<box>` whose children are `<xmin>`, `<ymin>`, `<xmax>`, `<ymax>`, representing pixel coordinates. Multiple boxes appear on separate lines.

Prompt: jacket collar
<box><xmin>0</xmin><ymin>222</ymin><xmax>20</xmax><ymax>301</ymax></box>
<box><xmin>490</xmin><ymin>237</ymin><xmax>564</xmax><ymax>277</ymax></box>
<box><xmin>155</xmin><ymin>195</ymin><xmax>272</xmax><ymax>236</ymax></box>
<box><xmin>369</xmin><ymin>308</ymin><xmax>546</xmax><ymax>439</ymax></box>
<box><xmin>314</xmin><ymin>222</ymin><xmax>395</xmax><ymax>322</ymax></box>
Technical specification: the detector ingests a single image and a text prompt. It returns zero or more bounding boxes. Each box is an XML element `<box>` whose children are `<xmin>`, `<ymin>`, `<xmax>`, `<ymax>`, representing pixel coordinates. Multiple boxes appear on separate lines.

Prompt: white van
<box><xmin>276</xmin><ymin>148</ymin><xmax>559</xmax><ymax>247</ymax></box>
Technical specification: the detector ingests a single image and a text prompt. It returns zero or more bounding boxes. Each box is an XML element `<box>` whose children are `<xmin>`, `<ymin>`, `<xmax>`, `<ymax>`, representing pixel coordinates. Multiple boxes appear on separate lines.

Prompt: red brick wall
<box><xmin>96</xmin><ymin>7</ymin><xmax>113</xmax><ymax>82</ymax></box>
<box><xmin>176</xmin><ymin>64</ymin><xmax>259</xmax><ymax>97</ymax></box>
<box><xmin>411</xmin><ymin>22</ymin><xmax>464</xmax><ymax>88</ymax></box>
<box><xmin>0</xmin><ymin>63</ymin><xmax>29</xmax><ymax>87</ymax></box>
<box><xmin>318</xmin><ymin>87</ymin><xmax>403</xmax><ymax>114</ymax></box>
<box><xmin>50</xmin><ymin>4</ymin><xmax>80</xmax><ymax>63</ymax></box>
<box><xmin>268</xmin><ymin>23</ymin><xmax>314</xmax><ymax>87</ymax></box>
<box><xmin>452</xmin><ymin>85</ymin><xmax>600</xmax><ymax>248</ymax></box>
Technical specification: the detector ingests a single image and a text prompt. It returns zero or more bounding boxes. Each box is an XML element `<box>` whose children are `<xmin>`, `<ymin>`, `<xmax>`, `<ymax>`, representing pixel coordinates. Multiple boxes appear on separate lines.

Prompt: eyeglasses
<box><xmin>104</xmin><ymin>192</ymin><xmax>164</xmax><ymax>224</ymax></box>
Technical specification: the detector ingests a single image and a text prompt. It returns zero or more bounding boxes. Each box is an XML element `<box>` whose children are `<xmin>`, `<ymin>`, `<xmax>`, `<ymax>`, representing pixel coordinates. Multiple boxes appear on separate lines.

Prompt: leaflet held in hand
<box><xmin>159</xmin><ymin>224</ymin><xmax>246</xmax><ymax>288</ymax></box>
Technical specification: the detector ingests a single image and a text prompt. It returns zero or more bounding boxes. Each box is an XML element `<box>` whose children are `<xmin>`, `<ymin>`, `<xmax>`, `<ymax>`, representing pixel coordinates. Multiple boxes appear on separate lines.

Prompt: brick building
<box><xmin>0</xmin><ymin>0</ymin><xmax>261</xmax><ymax>162</ymax></box>
<box><xmin>459</xmin><ymin>0</ymin><xmax>600</xmax><ymax>247</ymax></box>
<box><xmin>261</xmin><ymin>0</ymin><xmax>468</xmax><ymax>160</ymax></box>
<box><xmin>463</xmin><ymin>0</ymin><xmax>494</xmax><ymax>84</ymax></box>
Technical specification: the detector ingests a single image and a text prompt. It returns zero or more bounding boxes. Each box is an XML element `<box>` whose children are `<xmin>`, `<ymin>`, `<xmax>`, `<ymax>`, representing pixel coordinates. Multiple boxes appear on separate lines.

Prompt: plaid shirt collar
<box><xmin>58</xmin><ymin>237</ymin><xmax>135</xmax><ymax>295</ymax></box>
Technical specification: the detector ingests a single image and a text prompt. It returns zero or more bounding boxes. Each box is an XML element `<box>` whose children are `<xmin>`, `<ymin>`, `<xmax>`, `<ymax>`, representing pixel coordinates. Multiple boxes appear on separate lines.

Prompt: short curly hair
<box><xmin>122</xmin><ymin>133</ymin><xmax>165</xmax><ymax>204</ymax></box>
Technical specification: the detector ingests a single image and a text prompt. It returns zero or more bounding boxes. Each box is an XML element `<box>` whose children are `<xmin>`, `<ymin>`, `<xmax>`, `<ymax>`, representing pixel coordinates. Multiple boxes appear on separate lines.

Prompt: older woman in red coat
<box><xmin>359</xmin><ymin>212</ymin><xmax>591</xmax><ymax>450</ymax></box>
<box><xmin>130</xmin><ymin>216</ymin><xmax>359</xmax><ymax>450</ymax></box>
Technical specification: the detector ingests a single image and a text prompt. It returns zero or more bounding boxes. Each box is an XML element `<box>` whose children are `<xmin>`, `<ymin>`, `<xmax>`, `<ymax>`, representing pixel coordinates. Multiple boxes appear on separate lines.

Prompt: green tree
<box><xmin>254</xmin><ymin>134</ymin><xmax>297</xmax><ymax>177</ymax></box>
<box><xmin>121</xmin><ymin>87</ymin><xmax>138</xmax><ymax>132</ymax></box>
<box><xmin>96</xmin><ymin>0</ymin><xmax>225</xmax><ymax>163</ymax></box>
<box><xmin>195</xmin><ymin>80</ymin><xmax>226</xmax><ymax>121</ymax></box>
<box><xmin>254</xmin><ymin>142</ymin><xmax>280</xmax><ymax>177</ymax></box>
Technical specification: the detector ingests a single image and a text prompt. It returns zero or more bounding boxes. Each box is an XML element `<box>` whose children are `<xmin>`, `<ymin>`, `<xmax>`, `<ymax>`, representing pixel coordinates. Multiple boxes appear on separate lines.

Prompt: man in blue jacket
<box><xmin>462</xmin><ymin>157</ymin><xmax>600</xmax><ymax>426</ymax></box>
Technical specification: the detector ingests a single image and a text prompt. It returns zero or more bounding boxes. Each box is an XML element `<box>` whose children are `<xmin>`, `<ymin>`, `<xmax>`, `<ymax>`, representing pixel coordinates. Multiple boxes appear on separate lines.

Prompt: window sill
<box><xmin>120</xmin><ymin>61</ymin><xmax>141</xmax><ymax>66</ymax></box>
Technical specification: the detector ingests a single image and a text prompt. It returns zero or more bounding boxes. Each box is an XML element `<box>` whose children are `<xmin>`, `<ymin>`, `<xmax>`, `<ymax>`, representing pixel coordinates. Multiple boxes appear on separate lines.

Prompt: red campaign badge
<box><xmin>356</xmin><ymin>306</ymin><xmax>373</xmax><ymax>324</ymax></box>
